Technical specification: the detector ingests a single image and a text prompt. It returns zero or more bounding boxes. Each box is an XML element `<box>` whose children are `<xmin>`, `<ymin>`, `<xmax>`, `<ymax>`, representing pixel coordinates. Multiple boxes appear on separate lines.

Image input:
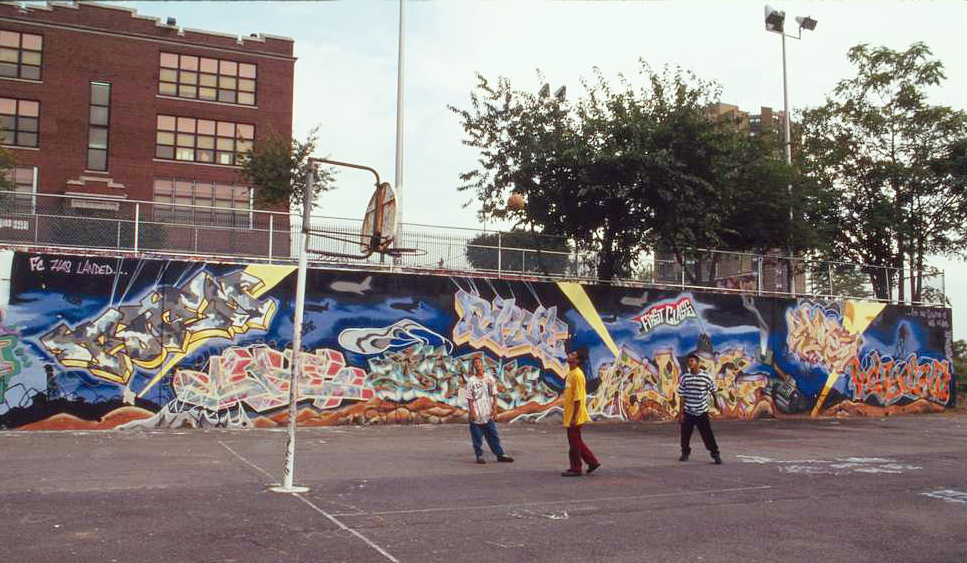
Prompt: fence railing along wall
<box><xmin>0</xmin><ymin>190</ymin><xmax>946</xmax><ymax>306</ymax></box>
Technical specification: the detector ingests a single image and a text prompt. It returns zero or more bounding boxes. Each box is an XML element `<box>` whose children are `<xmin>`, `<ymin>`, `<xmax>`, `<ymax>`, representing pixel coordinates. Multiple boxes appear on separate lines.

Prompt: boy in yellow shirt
<box><xmin>561</xmin><ymin>346</ymin><xmax>600</xmax><ymax>476</ymax></box>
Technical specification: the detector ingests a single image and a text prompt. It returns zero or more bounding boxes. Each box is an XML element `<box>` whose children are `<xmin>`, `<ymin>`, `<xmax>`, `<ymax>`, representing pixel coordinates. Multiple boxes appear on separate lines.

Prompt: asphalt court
<box><xmin>2</xmin><ymin>413</ymin><xmax>966</xmax><ymax>563</ymax></box>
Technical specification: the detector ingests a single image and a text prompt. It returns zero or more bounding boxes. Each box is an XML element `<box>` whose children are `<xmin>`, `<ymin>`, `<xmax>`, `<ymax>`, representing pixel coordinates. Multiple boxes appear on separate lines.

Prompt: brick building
<box><xmin>0</xmin><ymin>1</ymin><xmax>294</xmax><ymax>255</ymax></box>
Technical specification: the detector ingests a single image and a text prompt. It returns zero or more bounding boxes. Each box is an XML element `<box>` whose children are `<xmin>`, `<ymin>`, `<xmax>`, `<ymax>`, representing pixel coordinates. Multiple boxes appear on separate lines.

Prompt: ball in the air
<box><xmin>507</xmin><ymin>192</ymin><xmax>526</xmax><ymax>211</ymax></box>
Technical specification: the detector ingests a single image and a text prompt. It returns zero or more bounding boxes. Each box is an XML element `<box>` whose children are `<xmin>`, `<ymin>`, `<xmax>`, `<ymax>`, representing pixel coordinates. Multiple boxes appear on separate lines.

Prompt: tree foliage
<box><xmin>450</xmin><ymin>62</ymin><xmax>815</xmax><ymax>280</ymax></box>
<box><xmin>0</xmin><ymin>147</ymin><xmax>15</xmax><ymax>191</ymax></box>
<box><xmin>954</xmin><ymin>340</ymin><xmax>967</xmax><ymax>399</ymax></box>
<box><xmin>238</xmin><ymin>126</ymin><xmax>336</xmax><ymax>211</ymax></box>
<box><xmin>800</xmin><ymin>43</ymin><xmax>967</xmax><ymax>300</ymax></box>
<box><xmin>466</xmin><ymin>229</ymin><xmax>571</xmax><ymax>275</ymax></box>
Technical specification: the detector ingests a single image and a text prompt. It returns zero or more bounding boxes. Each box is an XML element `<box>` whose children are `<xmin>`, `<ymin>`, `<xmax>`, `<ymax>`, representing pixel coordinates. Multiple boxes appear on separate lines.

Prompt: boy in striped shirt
<box><xmin>677</xmin><ymin>353</ymin><xmax>722</xmax><ymax>464</ymax></box>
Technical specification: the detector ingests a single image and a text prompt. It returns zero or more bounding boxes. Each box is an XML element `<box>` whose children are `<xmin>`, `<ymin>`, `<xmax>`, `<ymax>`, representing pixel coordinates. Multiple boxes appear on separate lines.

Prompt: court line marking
<box><xmin>329</xmin><ymin>484</ymin><xmax>772</xmax><ymax>517</ymax></box>
<box><xmin>218</xmin><ymin>441</ymin><xmax>275</xmax><ymax>481</ymax></box>
<box><xmin>218</xmin><ymin>441</ymin><xmax>400</xmax><ymax>563</ymax></box>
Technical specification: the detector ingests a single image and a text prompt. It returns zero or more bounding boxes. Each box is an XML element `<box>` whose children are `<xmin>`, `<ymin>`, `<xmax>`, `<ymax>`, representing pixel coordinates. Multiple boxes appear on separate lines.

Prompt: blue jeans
<box><xmin>469</xmin><ymin>421</ymin><xmax>505</xmax><ymax>458</ymax></box>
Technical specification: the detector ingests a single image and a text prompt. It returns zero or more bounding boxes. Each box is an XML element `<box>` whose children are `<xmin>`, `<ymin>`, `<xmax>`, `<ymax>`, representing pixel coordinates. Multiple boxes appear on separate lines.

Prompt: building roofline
<box><xmin>1</xmin><ymin>1</ymin><xmax>295</xmax><ymax>58</ymax></box>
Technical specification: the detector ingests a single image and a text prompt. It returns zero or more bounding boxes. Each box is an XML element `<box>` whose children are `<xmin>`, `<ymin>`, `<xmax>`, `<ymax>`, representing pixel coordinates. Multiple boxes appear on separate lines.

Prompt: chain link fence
<box><xmin>0</xmin><ymin>190</ymin><xmax>947</xmax><ymax>305</ymax></box>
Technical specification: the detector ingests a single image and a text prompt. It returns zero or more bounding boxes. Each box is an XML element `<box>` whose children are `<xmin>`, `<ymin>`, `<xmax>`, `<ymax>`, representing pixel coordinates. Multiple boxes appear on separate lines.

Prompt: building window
<box><xmin>159</xmin><ymin>52</ymin><xmax>256</xmax><ymax>106</ymax></box>
<box><xmin>0</xmin><ymin>30</ymin><xmax>42</xmax><ymax>81</ymax></box>
<box><xmin>88</xmin><ymin>82</ymin><xmax>110</xmax><ymax>171</ymax></box>
<box><xmin>0</xmin><ymin>165</ymin><xmax>36</xmax><ymax>213</ymax></box>
<box><xmin>153</xmin><ymin>178</ymin><xmax>252</xmax><ymax>227</ymax></box>
<box><xmin>156</xmin><ymin>115</ymin><xmax>254</xmax><ymax>166</ymax></box>
<box><xmin>0</xmin><ymin>97</ymin><xmax>39</xmax><ymax>147</ymax></box>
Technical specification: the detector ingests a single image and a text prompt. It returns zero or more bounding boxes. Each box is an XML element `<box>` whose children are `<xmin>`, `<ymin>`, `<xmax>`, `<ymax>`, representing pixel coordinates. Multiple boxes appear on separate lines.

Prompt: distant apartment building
<box><xmin>0</xmin><ymin>1</ymin><xmax>294</xmax><ymax>255</ymax></box>
<box><xmin>653</xmin><ymin>102</ymin><xmax>804</xmax><ymax>292</ymax></box>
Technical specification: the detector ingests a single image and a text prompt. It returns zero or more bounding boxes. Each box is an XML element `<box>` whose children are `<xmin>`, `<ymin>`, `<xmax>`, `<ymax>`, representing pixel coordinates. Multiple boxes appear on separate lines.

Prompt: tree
<box><xmin>800</xmin><ymin>43</ymin><xmax>967</xmax><ymax>301</ymax></box>
<box><xmin>450</xmin><ymin>62</ymin><xmax>813</xmax><ymax>281</ymax></box>
<box><xmin>806</xmin><ymin>263</ymin><xmax>873</xmax><ymax>299</ymax></box>
<box><xmin>0</xmin><ymin>147</ymin><xmax>19</xmax><ymax>214</ymax></box>
<box><xmin>953</xmin><ymin>339</ymin><xmax>967</xmax><ymax>405</ymax></box>
<box><xmin>0</xmin><ymin>147</ymin><xmax>14</xmax><ymax>190</ymax></box>
<box><xmin>238</xmin><ymin>126</ymin><xmax>336</xmax><ymax>211</ymax></box>
<box><xmin>466</xmin><ymin>229</ymin><xmax>572</xmax><ymax>275</ymax></box>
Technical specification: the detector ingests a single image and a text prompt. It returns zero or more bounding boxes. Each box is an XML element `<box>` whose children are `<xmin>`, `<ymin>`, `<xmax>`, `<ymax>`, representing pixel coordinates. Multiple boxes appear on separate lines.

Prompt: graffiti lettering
<box><xmin>632</xmin><ymin>297</ymin><xmax>698</xmax><ymax>334</ymax></box>
<box><xmin>786</xmin><ymin>304</ymin><xmax>860</xmax><ymax>375</ymax></box>
<box><xmin>74</xmin><ymin>259</ymin><xmax>116</xmax><ymax>276</ymax></box>
<box><xmin>907</xmin><ymin>307</ymin><xmax>951</xmax><ymax>330</ymax></box>
<box><xmin>0</xmin><ymin>335</ymin><xmax>22</xmax><ymax>399</ymax></box>
<box><xmin>40</xmin><ymin>270</ymin><xmax>276</xmax><ymax>385</ymax></box>
<box><xmin>0</xmin><ymin>218</ymin><xmax>28</xmax><ymax>230</ymax></box>
<box><xmin>28</xmin><ymin>257</ymin><xmax>44</xmax><ymax>272</ymax></box>
<box><xmin>846</xmin><ymin>352</ymin><xmax>951</xmax><ymax>406</ymax></box>
<box><xmin>50</xmin><ymin>259</ymin><xmax>72</xmax><ymax>273</ymax></box>
<box><xmin>367</xmin><ymin>343</ymin><xmax>556</xmax><ymax>408</ymax></box>
<box><xmin>453</xmin><ymin>290</ymin><xmax>568</xmax><ymax>375</ymax></box>
<box><xmin>173</xmin><ymin>345</ymin><xmax>373</xmax><ymax>412</ymax></box>
<box><xmin>590</xmin><ymin>346</ymin><xmax>772</xmax><ymax>421</ymax></box>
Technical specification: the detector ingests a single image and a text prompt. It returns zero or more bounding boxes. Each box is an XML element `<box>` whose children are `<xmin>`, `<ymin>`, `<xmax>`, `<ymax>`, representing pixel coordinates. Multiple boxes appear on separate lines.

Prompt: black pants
<box><xmin>680</xmin><ymin>412</ymin><xmax>719</xmax><ymax>456</ymax></box>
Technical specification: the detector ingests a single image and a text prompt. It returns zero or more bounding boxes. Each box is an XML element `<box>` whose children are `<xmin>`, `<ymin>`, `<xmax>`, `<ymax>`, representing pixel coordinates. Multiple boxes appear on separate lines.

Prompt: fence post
<box><xmin>134</xmin><ymin>203</ymin><xmax>140</xmax><ymax>253</ymax></box>
<box><xmin>757</xmin><ymin>256</ymin><xmax>762</xmax><ymax>295</ymax></box>
<box><xmin>941</xmin><ymin>269</ymin><xmax>946</xmax><ymax>306</ymax></box>
<box><xmin>268</xmin><ymin>214</ymin><xmax>274</xmax><ymax>263</ymax></box>
<box><xmin>116</xmin><ymin>221</ymin><xmax>121</xmax><ymax>250</ymax></box>
<box><xmin>828</xmin><ymin>262</ymin><xmax>833</xmax><ymax>297</ymax></box>
<box><xmin>497</xmin><ymin>231</ymin><xmax>502</xmax><ymax>276</ymax></box>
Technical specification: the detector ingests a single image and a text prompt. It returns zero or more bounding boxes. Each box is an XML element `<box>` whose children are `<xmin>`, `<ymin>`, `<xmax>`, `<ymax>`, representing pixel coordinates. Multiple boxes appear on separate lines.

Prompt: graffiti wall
<box><xmin>0</xmin><ymin>251</ymin><xmax>955</xmax><ymax>430</ymax></box>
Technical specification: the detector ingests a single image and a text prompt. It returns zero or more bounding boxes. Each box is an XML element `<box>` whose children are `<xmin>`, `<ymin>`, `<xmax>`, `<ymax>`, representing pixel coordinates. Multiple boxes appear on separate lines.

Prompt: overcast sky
<box><xmin>118</xmin><ymin>0</ymin><xmax>967</xmax><ymax>338</ymax></box>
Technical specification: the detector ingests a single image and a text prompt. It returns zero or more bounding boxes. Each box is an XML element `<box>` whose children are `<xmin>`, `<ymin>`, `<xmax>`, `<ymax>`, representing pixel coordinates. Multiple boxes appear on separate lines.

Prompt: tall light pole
<box><xmin>764</xmin><ymin>5</ymin><xmax>816</xmax><ymax>294</ymax></box>
<box><xmin>393</xmin><ymin>0</ymin><xmax>405</xmax><ymax>258</ymax></box>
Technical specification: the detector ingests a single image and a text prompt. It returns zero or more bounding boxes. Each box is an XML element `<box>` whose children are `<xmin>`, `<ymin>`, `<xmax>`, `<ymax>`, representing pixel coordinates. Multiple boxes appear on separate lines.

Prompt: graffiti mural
<box><xmin>0</xmin><ymin>250</ymin><xmax>956</xmax><ymax>430</ymax></box>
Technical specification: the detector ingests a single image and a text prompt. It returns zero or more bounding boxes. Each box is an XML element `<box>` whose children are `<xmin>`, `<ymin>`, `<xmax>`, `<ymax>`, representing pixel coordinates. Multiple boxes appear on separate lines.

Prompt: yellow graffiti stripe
<box><xmin>137</xmin><ymin>266</ymin><xmax>292</xmax><ymax>398</ymax></box>
<box><xmin>556</xmin><ymin>281</ymin><xmax>619</xmax><ymax>358</ymax></box>
<box><xmin>811</xmin><ymin>300</ymin><xmax>887</xmax><ymax>417</ymax></box>
<box><xmin>245</xmin><ymin>265</ymin><xmax>297</xmax><ymax>298</ymax></box>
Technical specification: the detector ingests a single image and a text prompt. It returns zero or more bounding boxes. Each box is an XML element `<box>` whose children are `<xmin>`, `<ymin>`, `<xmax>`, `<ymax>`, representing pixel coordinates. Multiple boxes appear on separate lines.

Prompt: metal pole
<box><xmin>497</xmin><ymin>231</ymin><xmax>502</xmax><ymax>276</ymax></box>
<box><xmin>781</xmin><ymin>31</ymin><xmax>796</xmax><ymax>295</ymax></box>
<box><xmin>392</xmin><ymin>0</ymin><xmax>405</xmax><ymax>253</ymax></box>
<box><xmin>272</xmin><ymin>166</ymin><xmax>313</xmax><ymax>494</ymax></box>
<box><xmin>133</xmin><ymin>203</ymin><xmax>140</xmax><ymax>253</ymax></box>
<box><xmin>828</xmin><ymin>261</ymin><xmax>834</xmax><ymax>296</ymax></box>
<box><xmin>268</xmin><ymin>214</ymin><xmax>274</xmax><ymax>263</ymax></box>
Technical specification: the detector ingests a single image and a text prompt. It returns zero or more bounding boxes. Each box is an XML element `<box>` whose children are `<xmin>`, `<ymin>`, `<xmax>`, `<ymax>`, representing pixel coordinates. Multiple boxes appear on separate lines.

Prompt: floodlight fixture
<box><xmin>795</xmin><ymin>16</ymin><xmax>817</xmax><ymax>31</ymax></box>
<box><xmin>764</xmin><ymin>5</ymin><xmax>785</xmax><ymax>33</ymax></box>
<box><xmin>554</xmin><ymin>85</ymin><xmax>566</xmax><ymax>101</ymax></box>
<box><xmin>538</xmin><ymin>83</ymin><xmax>550</xmax><ymax>98</ymax></box>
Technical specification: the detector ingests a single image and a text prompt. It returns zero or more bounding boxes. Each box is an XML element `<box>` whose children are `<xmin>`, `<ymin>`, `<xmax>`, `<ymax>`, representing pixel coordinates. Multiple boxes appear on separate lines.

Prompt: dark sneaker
<box><xmin>561</xmin><ymin>469</ymin><xmax>583</xmax><ymax>477</ymax></box>
<box><xmin>497</xmin><ymin>455</ymin><xmax>514</xmax><ymax>463</ymax></box>
<box><xmin>712</xmin><ymin>454</ymin><xmax>722</xmax><ymax>465</ymax></box>
<box><xmin>678</xmin><ymin>454</ymin><xmax>689</xmax><ymax>462</ymax></box>
<box><xmin>587</xmin><ymin>462</ymin><xmax>601</xmax><ymax>474</ymax></box>
<box><xmin>476</xmin><ymin>457</ymin><xmax>486</xmax><ymax>464</ymax></box>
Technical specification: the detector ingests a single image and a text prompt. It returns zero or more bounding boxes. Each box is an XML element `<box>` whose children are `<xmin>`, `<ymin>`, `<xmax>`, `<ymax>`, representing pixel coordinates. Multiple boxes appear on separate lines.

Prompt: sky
<box><xmin>115</xmin><ymin>0</ymin><xmax>967</xmax><ymax>338</ymax></box>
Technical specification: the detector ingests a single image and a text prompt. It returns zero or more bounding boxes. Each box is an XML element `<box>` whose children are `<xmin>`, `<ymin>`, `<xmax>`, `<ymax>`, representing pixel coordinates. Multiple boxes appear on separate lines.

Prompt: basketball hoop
<box><xmin>303</xmin><ymin>159</ymin><xmax>424</xmax><ymax>260</ymax></box>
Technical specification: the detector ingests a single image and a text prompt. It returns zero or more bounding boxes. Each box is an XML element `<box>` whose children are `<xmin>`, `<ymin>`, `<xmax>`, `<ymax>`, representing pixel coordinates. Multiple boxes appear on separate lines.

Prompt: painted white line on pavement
<box><xmin>294</xmin><ymin>493</ymin><xmax>402</xmax><ymax>563</ymax></box>
<box><xmin>218</xmin><ymin>441</ymin><xmax>275</xmax><ymax>481</ymax></box>
<box><xmin>330</xmin><ymin>484</ymin><xmax>772</xmax><ymax>517</ymax></box>
<box><xmin>218</xmin><ymin>440</ymin><xmax>401</xmax><ymax>563</ymax></box>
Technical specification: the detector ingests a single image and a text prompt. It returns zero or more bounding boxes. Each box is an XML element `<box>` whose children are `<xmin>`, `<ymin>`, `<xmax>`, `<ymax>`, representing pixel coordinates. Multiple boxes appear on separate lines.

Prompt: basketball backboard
<box><xmin>361</xmin><ymin>181</ymin><xmax>398</xmax><ymax>254</ymax></box>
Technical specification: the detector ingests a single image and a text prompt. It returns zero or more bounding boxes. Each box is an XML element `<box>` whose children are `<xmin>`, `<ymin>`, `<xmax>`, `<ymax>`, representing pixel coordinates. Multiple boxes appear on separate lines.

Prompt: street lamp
<box><xmin>763</xmin><ymin>4</ymin><xmax>816</xmax><ymax>295</ymax></box>
<box><xmin>763</xmin><ymin>5</ymin><xmax>817</xmax><ymax>166</ymax></box>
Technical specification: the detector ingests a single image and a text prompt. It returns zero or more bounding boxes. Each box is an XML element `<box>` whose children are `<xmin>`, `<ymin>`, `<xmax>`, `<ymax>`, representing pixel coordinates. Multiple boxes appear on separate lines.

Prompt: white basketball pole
<box><xmin>271</xmin><ymin>165</ymin><xmax>313</xmax><ymax>494</ymax></box>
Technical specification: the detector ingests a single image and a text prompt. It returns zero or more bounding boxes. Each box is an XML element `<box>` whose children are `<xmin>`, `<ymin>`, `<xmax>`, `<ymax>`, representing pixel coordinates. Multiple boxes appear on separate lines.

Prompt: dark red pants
<box><xmin>566</xmin><ymin>425</ymin><xmax>599</xmax><ymax>472</ymax></box>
